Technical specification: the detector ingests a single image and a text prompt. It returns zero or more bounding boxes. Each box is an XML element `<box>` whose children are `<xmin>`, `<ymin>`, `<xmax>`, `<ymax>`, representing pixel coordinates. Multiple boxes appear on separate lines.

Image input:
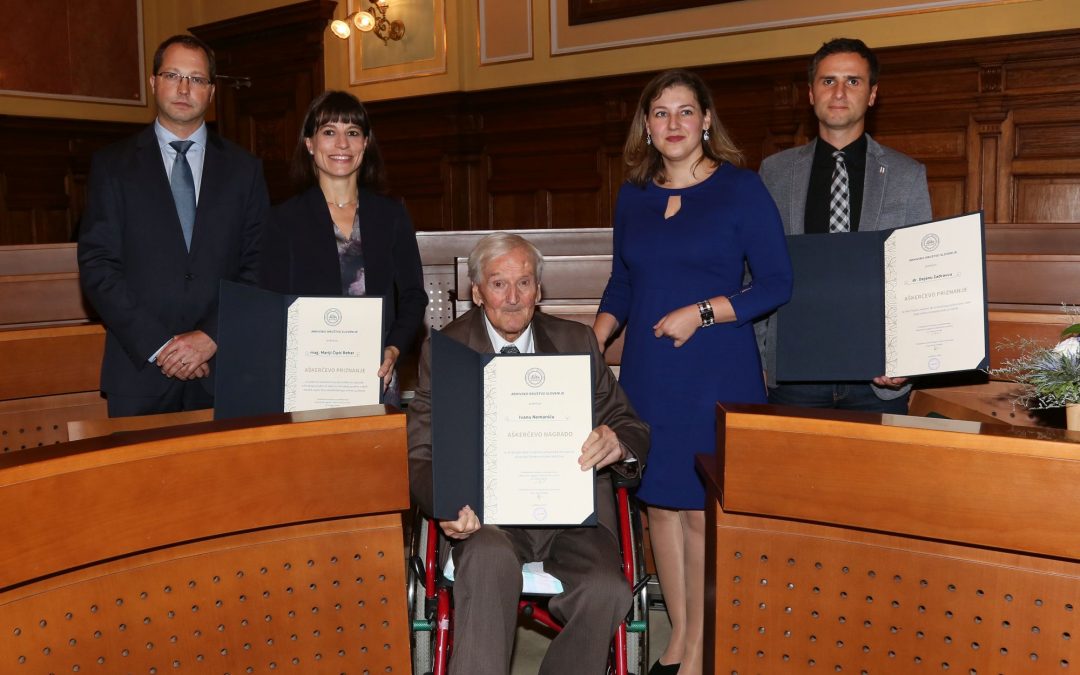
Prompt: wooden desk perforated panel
<box><xmin>705</xmin><ymin>405</ymin><xmax>1080</xmax><ymax>674</ymax></box>
<box><xmin>710</xmin><ymin>516</ymin><xmax>1079</xmax><ymax>674</ymax></box>
<box><xmin>1</xmin><ymin>517</ymin><xmax>409</xmax><ymax>674</ymax></box>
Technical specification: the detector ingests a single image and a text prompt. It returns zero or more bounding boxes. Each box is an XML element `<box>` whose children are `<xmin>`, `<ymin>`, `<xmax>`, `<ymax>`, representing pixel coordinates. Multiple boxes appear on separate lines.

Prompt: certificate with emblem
<box><xmin>215</xmin><ymin>282</ymin><xmax>384</xmax><ymax>419</ymax></box>
<box><xmin>430</xmin><ymin>330</ymin><xmax>596</xmax><ymax>526</ymax></box>
<box><xmin>282</xmin><ymin>296</ymin><xmax>383</xmax><ymax>412</ymax></box>
<box><xmin>775</xmin><ymin>212</ymin><xmax>987</xmax><ymax>380</ymax></box>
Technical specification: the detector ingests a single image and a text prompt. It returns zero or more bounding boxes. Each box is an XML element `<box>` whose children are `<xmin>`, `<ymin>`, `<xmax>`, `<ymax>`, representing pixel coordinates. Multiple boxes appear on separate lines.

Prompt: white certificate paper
<box><xmin>481</xmin><ymin>354</ymin><xmax>594</xmax><ymax>525</ymax></box>
<box><xmin>282</xmin><ymin>296</ymin><xmax>383</xmax><ymax>412</ymax></box>
<box><xmin>883</xmin><ymin>213</ymin><xmax>986</xmax><ymax>377</ymax></box>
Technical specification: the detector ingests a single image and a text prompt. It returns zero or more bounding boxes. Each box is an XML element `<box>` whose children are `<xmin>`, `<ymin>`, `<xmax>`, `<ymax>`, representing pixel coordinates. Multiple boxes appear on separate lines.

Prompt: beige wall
<box><xmin>4</xmin><ymin>0</ymin><xmax>1077</xmax><ymax>120</ymax></box>
<box><xmin>339</xmin><ymin>0</ymin><xmax>1079</xmax><ymax>101</ymax></box>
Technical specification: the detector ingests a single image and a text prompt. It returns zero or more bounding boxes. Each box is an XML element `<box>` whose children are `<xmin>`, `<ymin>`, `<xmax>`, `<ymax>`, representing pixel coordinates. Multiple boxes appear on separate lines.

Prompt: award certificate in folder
<box><xmin>215</xmin><ymin>281</ymin><xmax>383</xmax><ymax>419</ymax></box>
<box><xmin>775</xmin><ymin>212</ymin><xmax>987</xmax><ymax>380</ymax></box>
<box><xmin>431</xmin><ymin>330</ymin><xmax>596</xmax><ymax>526</ymax></box>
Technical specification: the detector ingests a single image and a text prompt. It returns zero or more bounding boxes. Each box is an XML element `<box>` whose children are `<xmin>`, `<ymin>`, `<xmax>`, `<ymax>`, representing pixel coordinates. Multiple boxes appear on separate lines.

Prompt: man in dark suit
<box><xmin>407</xmin><ymin>233</ymin><xmax>650</xmax><ymax>675</ymax></box>
<box><xmin>757</xmin><ymin>37</ymin><xmax>933</xmax><ymax>413</ymax></box>
<box><xmin>78</xmin><ymin>34</ymin><xmax>269</xmax><ymax>417</ymax></box>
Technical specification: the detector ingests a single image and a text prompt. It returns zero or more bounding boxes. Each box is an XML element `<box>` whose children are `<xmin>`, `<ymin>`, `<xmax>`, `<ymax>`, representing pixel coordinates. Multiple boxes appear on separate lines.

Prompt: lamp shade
<box><xmin>353</xmin><ymin>10</ymin><xmax>376</xmax><ymax>32</ymax></box>
<box><xmin>329</xmin><ymin>18</ymin><xmax>352</xmax><ymax>39</ymax></box>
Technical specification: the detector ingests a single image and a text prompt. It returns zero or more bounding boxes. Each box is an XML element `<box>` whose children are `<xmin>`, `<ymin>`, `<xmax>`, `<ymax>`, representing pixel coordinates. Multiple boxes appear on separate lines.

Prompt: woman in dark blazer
<box><xmin>261</xmin><ymin>91</ymin><xmax>428</xmax><ymax>405</ymax></box>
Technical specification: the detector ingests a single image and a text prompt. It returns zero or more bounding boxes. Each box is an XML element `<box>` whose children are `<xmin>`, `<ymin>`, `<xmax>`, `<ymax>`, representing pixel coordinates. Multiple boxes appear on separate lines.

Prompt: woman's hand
<box><xmin>653</xmin><ymin>304</ymin><xmax>702</xmax><ymax>348</ymax></box>
<box><xmin>378</xmin><ymin>345</ymin><xmax>400</xmax><ymax>388</ymax></box>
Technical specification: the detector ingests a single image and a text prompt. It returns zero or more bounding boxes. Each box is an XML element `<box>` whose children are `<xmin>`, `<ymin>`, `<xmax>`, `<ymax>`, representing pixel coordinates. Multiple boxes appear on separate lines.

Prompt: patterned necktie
<box><xmin>169</xmin><ymin>140</ymin><xmax>196</xmax><ymax>250</ymax></box>
<box><xmin>829</xmin><ymin>150</ymin><xmax>851</xmax><ymax>233</ymax></box>
<box><xmin>500</xmin><ymin>345</ymin><xmax>520</xmax><ymax>354</ymax></box>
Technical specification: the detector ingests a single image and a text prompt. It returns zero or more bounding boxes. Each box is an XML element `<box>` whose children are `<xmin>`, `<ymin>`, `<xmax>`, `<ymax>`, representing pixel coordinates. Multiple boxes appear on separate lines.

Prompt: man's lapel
<box><xmin>532</xmin><ymin>313</ymin><xmax>557</xmax><ymax>355</ymax></box>
<box><xmin>464</xmin><ymin>308</ymin><xmax>495</xmax><ymax>354</ymax></box>
<box><xmin>861</xmin><ymin>134</ymin><xmax>887</xmax><ymax>231</ymax></box>
<box><xmin>789</xmin><ymin>140</ymin><xmax>816</xmax><ymax>235</ymax></box>
<box><xmin>136</xmin><ymin>126</ymin><xmax>188</xmax><ymax>252</ymax></box>
<box><xmin>190</xmin><ymin>132</ymin><xmax>224</xmax><ymax>256</ymax></box>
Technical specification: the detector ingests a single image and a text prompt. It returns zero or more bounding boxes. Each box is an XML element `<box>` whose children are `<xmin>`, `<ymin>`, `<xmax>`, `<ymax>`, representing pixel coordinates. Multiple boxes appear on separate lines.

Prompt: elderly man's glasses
<box><xmin>156</xmin><ymin>71</ymin><xmax>213</xmax><ymax>89</ymax></box>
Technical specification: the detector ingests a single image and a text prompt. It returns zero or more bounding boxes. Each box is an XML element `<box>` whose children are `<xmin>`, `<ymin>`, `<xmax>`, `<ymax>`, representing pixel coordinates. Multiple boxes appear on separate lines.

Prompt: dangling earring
<box><xmin>703</xmin><ymin>128</ymin><xmax>711</xmax><ymax>142</ymax></box>
<box><xmin>646</xmin><ymin>133</ymin><xmax>652</xmax><ymax>146</ymax></box>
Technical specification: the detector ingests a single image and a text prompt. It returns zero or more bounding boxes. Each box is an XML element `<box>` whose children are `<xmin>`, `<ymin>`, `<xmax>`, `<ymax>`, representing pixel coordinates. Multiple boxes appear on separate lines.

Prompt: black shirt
<box><xmin>804</xmin><ymin>134</ymin><xmax>868</xmax><ymax>234</ymax></box>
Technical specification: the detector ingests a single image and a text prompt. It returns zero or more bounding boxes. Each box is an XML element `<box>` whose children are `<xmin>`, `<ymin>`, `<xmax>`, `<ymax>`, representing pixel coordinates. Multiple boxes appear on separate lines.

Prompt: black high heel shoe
<box><xmin>648</xmin><ymin>660</ymin><xmax>680</xmax><ymax>675</ymax></box>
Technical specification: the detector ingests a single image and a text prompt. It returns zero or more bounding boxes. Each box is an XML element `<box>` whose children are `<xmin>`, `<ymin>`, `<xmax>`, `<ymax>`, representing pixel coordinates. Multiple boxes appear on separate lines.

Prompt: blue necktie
<box><xmin>169</xmin><ymin>140</ymin><xmax>196</xmax><ymax>250</ymax></box>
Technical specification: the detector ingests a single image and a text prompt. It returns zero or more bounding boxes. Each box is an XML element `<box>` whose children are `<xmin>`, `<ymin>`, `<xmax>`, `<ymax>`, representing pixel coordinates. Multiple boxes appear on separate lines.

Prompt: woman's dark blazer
<box><xmin>260</xmin><ymin>185</ymin><xmax>429</xmax><ymax>355</ymax></box>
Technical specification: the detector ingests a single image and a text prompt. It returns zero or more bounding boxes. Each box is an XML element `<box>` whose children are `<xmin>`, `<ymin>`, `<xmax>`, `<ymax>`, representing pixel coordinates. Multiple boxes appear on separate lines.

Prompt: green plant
<box><xmin>994</xmin><ymin>322</ymin><xmax>1080</xmax><ymax>409</ymax></box>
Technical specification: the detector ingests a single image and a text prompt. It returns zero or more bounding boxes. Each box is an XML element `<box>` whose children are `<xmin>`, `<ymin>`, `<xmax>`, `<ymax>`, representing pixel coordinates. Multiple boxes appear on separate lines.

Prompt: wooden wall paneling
<box><xmin>1010</xmin><ymin>107</ymin><xmax>1080</xmax><ymax>223</ymax></box>
<box><xmin>0</xmin><ymin>117</ymin><xmax>141</xmax><ymax>245</ymax></box>
<box><xmin>190</xmin><ymin>0</ymin><xmax>337</xmax><ymax>204</ymax></box>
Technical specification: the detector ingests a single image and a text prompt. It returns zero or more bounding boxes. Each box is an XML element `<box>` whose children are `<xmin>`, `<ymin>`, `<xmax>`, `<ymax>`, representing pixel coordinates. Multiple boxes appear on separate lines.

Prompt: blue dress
<box><xmin>599</xmin><ymin>162</ymin><xmax>792</xmax><ymax>509</ymax></box>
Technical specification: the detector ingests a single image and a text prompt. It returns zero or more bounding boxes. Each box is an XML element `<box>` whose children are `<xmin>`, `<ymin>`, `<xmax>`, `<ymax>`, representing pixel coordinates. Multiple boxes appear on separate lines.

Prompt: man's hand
<box><xmin>439</xmin><ymin>505</ymin><xmax>481</xmax><ymax>540</ymax></box>
<box><xmin>872</xmin><ymin>375</ymin><xmax>908</xmax><ymax>389</ymax></box>
<box><xmin>653</xmin><ymin>304</ymin><xmax>701</xmax><ymax>348</ymax></box>
<box><xmin>579</xmin><ymin>424</ymin><xmax>626</xmax><ymax>471</ymax></box>
<box><xmin>158</xmin><ymin>330</ymin><xmax>217</xmax><ymax>380</ymax></box>
<box><xmin>378</xmin><ymin>345</ymin><xmax>400</xmax><ymax>389</ymax></box>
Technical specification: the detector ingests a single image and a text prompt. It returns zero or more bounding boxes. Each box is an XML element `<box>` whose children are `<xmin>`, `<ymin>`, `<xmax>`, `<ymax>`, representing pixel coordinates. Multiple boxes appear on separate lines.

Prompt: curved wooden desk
<box><xmin>702</xmin><ymin>404</ymin><xmax>1080</xmax><ymax>674</ymax></box>
<box><xmin>0</xmin><ymin>405</ymin><xmax>410</xmax><ymax>674</ymax></box>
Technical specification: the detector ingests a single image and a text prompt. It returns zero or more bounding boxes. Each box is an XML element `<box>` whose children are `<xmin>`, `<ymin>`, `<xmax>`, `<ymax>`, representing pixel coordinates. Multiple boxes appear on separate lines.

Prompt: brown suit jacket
<box><xmin>406</xmin><ymin>307</ymin><xmax>649</xmax><ymax>535</ymax></box>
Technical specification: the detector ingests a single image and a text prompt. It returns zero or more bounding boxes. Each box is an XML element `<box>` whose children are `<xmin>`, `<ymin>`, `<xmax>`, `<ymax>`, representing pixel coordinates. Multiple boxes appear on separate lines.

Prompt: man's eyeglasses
<box><xmin>156</xmin><ymin>71</ymin><xmax>213</xmax><ymax>89</ymax></box>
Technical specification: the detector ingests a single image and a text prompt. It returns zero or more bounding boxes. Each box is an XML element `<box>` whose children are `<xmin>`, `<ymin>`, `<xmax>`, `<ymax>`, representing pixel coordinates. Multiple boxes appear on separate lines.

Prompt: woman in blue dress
<box><xmin>594</xmin><ymin>70</ymin><xmax>792</xmax><ymax>675</ymax></box>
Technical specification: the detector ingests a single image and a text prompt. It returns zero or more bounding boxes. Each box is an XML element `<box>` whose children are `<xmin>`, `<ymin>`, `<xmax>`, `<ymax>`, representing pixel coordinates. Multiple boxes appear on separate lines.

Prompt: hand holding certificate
<box><xmin>431</xmin><ymin>330</ymin><xmax>596</xmax><ymax>526</ymax></box>
<box><xmin>775</xmin><ymin>212</ymin><xmax>988</xmax><ymax>380</ymax></box>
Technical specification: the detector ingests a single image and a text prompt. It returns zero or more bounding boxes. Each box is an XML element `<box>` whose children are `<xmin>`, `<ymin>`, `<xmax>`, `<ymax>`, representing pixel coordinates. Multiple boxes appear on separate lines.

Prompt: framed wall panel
<box><xmin>0</xmin><ymin>0</ymin><xmax>144</xmax><ymax>105</ymax></box>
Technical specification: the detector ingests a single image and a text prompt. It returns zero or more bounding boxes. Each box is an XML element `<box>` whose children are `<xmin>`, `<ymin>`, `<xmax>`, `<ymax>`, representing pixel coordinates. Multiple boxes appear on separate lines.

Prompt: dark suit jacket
<box><xmin>406</xmin><ymin>308</ymin><xmax>650</xmax><ymax>536</ymax></box>
<box><xmin>260</xmin><ymin>185</ymin><xmax>428</xmax><ymax>355</ymax></box>
<box><xmin>78</xmin><ymin>124</ymin><xmax>269</xmax><ymax>396</ymax></box>
<box><xmin>756</xmin><ymin>134</ymin><xmax>933</xmax><ymax>392</ymax></box>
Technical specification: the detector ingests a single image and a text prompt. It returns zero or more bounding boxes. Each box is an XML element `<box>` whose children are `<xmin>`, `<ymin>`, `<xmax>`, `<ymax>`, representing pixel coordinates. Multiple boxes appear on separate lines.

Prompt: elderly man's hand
<box><xmin>579</xmin><ymin>424</ymin><xmax>626</xmax><ymax>471</ymax></box>
<box><xmin>439</xmin><ymin>505</ymin><xmax>481</xmax><ymax>540</ymax></box>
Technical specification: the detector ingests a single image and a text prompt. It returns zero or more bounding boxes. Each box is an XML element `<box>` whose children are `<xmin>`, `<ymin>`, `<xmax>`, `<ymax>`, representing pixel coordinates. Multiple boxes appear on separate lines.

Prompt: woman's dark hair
<box><xmin>623</xmin><ymin>69</ymin><xmax>743</xmax><ymax>188</ymax></box>
<box><xmin>291</xmin><ymin>90</ymin><xmax>387</xmax><ymax>193</ymax></box>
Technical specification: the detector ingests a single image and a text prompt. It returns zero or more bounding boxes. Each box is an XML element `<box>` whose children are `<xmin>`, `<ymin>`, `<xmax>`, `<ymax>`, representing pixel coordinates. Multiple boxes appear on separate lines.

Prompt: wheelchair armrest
<box><xmin>609</xmin><ymin>459</ymin><xmax>641</xmax><ymax>489</ymax></box>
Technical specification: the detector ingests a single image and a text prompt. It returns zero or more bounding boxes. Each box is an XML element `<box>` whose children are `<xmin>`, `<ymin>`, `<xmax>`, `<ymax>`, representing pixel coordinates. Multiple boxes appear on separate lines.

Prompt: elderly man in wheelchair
<box><xmin>407</xmin><ymin>233</ymin><xmax>650</xmax><ymax>675</ymax></box>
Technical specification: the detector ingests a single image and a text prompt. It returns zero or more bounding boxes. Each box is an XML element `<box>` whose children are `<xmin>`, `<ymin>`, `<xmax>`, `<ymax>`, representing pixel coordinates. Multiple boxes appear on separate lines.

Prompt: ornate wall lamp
<box><xmin>329</xmin><ymin>0</ymin><xmax>405</xmax><ymax>44</ymax></box>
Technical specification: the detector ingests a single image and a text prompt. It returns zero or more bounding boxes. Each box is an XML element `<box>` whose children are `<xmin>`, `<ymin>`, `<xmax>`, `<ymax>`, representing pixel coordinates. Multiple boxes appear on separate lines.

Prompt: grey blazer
<box><xmin>756</xmin><ymin>134</ymin><xmax>933</xmax><ymax>393</ymax></box>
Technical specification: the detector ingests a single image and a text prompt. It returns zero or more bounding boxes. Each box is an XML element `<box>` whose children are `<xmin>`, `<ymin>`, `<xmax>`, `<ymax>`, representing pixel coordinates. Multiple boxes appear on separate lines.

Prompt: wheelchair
<box><xmin>407</xmin><ymin>479</ymin><xmax>650</xmax><ymax>675</ymax></box>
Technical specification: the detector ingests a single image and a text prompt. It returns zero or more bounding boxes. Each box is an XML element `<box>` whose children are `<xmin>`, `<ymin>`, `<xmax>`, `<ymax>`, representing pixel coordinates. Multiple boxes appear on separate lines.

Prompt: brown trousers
<box><xmin>448</xmin><ymin>524</ymin><xmax>631</xmax><ymax>675</ymax></box>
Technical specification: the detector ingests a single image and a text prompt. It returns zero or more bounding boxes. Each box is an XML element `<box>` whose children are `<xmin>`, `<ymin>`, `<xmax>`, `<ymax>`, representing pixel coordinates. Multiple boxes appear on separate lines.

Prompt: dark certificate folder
<box><xmin>431</xmin><ymin>330</ymin><xmax>596</xmax><ymax>526</ymax></box>
<box><xmin>775</xmin><ymin>212</ymin><xmax>988</xmax><ymax>381</ymax></box>
<box><xmin>214</xmin><ymin>281</ymin><xmax>383</xmax><ymax>420</ymax></box>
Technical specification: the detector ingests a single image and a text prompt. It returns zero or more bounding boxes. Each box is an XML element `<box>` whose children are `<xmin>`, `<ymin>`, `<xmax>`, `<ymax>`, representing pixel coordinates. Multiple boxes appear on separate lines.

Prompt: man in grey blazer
<box><xmin>407</xmin><ymin>233</ymin><xmax>649</xmax><ymax>675</ymax></box>
<box><xmin>78</xmin><ymin>34</ymin><xmax>269</xmax><ymax>417</ymax></box>
<box><xmin>757</xmin><ymin>37</ymin><xmax>932</xmax><ymax>413</ymax></box>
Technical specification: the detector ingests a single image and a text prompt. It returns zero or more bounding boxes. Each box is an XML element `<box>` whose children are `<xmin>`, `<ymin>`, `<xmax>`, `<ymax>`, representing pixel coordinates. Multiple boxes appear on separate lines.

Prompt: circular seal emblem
<box><xmin>927</xmin><ymin>357</ymin><xmax>941</xmax><ymax>371</ymax></box>
<box><xmin>525</xmin><ymin>367</ymin><xmax>546</xmax><ymax>388</ymax></box>
<box><xmin>323</xmin><ymin>308</ymin><xmax>342</xmax><ymax>326</ymax></box>
<box><xmin>532</xmin><ymin>506</ymin><xmax>548</xmax><ymax>522</ymax></box>
<box><xmin>921</xmin><ymin>233</ymin><xmax>941</xmax><ymax>252</ymax></box>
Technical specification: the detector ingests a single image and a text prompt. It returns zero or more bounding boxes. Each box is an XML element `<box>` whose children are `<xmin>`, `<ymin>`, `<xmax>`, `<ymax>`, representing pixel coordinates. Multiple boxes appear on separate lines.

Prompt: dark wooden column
<box><xmin>191</xmin><ymin>0</ymin><xmax>337</xmax><ymax>203</ymax></box>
